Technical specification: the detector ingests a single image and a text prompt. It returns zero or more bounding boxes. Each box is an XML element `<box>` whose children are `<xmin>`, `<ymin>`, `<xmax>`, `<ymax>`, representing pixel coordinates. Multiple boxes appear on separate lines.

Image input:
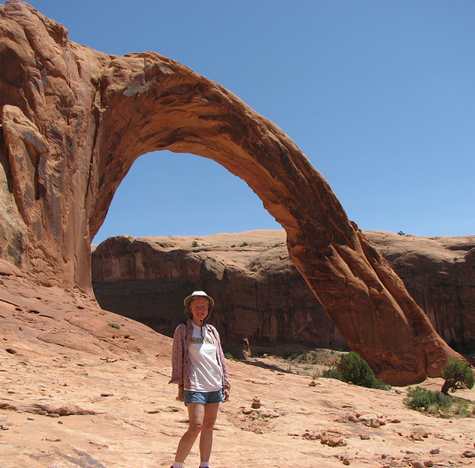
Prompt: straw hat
<box><xmin>183</xmin><ymin>290</ymin><xmax>215</xmax><ymax>312</ymax></box>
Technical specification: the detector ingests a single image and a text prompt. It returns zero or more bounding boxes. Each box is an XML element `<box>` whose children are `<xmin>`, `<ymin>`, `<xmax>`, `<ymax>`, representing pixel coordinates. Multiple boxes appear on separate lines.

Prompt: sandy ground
<box><xmin>0</xmin><ymin>272</ymin><xmax>474</xmax><ymax>468</ymax></box>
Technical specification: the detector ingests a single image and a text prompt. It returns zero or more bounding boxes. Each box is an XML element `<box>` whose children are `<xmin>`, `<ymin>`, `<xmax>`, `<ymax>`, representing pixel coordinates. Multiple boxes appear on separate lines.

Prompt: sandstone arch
<box><xmin>0</xmin><ymin>2</ymin><xmax>460</xmax><ymax>384</ymax></box>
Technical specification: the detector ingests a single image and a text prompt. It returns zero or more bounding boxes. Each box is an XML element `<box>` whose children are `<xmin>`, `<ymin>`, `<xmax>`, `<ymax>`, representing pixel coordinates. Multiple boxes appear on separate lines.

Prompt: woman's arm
<box><xmin>169</xmin><ymin>324</ymin><xmax>185</xmax><ymax>386</ymax></box>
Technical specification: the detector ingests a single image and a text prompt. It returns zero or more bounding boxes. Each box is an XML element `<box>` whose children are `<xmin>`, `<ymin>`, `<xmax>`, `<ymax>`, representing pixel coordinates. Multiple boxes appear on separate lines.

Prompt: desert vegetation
<box><xmin>404</xmin><ymin>359</ymin><xmax>475</xmax><ymax>418</ymax></box>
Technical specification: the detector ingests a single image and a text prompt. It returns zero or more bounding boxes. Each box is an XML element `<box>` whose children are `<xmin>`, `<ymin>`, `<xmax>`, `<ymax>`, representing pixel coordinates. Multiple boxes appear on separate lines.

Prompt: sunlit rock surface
<box><xmin>93</xmin><ymin>230</ymin><xmax>475</xmax><ymax>356</ymax></box>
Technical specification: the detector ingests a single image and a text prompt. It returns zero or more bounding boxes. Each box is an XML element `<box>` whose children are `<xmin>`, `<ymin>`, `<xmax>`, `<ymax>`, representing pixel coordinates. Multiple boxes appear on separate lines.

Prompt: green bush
<box><xmin>405</xmin><ymin>386</ymin><xmax>451</xmax><ymax>411</ymax></box>
<box><xmin>338</xmin><ymin>352</ymin><xmax>374</xmax><ymax>387</ymax></box>
<box><xmin>405</xmin><ymin>385</ymin><xmax>475</xmax><ymax>417</ymax></box>
<box><xmin>321</xmin><ymin>352</ymin><xmax>390</xmax><ymax>390</ymax></box>
<box><xmin>441</xmin><ymin>358</ymin><xmax>474</xmax><ymax>394</ymax></box>
<box><xmin>321</xmin><ymin>367</ymin><xmax>343</xmax><ymax>381</ymax></box>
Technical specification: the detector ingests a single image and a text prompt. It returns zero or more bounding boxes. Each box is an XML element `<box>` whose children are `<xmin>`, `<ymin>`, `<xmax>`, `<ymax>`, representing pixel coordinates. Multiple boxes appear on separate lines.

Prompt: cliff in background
<box><xmin>92</xmin><ymin>230</ymin><xmax>475</xmax><ymax>355</ymax></box>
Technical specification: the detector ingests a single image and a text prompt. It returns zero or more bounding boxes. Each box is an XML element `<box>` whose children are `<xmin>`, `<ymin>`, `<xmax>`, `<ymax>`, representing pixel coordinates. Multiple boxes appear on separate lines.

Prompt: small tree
<box><xmin>441</xmin><ymin>358</ymin><xmax>474</xmax><ymax>395</ymax></box>
<box><xmin>338</xmin><ymin>352</ymin><xmax>375</xmax><ymax>387</ymax></box>
<box><xmin>322</xmin><ymin>351</ymin><xmax>389</xmax><ymax>390</ymax></box>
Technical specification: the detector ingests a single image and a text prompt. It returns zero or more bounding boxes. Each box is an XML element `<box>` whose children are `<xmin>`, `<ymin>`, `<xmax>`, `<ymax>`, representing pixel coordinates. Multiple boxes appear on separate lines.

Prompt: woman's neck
<box><xmin>191</xmin><ymin>318</ymin><xmax>203</xmax><ymax>327</ymax></box>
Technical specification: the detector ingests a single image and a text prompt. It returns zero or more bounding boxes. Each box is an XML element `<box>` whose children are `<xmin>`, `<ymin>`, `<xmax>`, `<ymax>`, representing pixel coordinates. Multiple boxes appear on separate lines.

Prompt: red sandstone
<box><xmin>0</xmin><ymin>1</ymin><xmax>461</xmax><ymax>384</ymax></box>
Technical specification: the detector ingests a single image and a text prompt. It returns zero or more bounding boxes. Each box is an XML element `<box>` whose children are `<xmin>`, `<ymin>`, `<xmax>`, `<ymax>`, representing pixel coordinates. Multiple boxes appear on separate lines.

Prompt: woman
<box><xmin>169</xmin><ymin>290</ymin><xmax>231</xmax><ymax>468</ymax></box>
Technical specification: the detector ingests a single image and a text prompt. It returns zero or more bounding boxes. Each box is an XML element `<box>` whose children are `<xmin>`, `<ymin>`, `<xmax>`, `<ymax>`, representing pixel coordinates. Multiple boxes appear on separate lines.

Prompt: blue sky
<box><xmin>25</xmin><ymin>1</ymin><xmax>475</xmax><ymax>242</ymax></box>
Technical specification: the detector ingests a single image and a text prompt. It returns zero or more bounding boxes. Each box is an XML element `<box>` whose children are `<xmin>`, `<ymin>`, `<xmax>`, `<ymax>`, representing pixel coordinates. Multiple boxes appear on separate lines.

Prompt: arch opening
<box><xmin>91</xmin><ymin>150</ymin><xmax>345</xmax><ymax>356</ymax></box>
<box><xmin>92</xmin><ymin>149</ymin><xmax>281</xmax><ymax>244</ymax></box>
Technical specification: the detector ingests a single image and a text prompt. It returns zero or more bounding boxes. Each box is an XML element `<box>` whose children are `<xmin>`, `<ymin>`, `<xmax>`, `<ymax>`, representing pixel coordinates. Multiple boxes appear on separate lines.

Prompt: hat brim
<box><xmin>184</xmin><ymin>293</ymin><xmax>215</xmax><ymax>311</ymax></box>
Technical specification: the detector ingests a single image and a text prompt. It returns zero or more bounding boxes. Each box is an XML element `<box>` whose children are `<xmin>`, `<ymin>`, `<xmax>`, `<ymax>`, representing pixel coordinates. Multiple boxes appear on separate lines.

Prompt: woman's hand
<box><xmin>223</xmin><ymin>388</ymin><xmax>230</xmax><ymax>402</ymax></box>
<box><xmin>176</xmin><ymin>385</ymin><xmax>184</xmax><ymax>402</ymax></box>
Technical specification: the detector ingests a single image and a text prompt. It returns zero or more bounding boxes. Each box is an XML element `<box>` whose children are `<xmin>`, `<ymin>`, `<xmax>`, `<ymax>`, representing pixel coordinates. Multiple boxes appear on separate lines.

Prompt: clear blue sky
<box><xmin>24</xmin><ymin>1</ymin><xmax>475</xmax><ymax>242</ymax></box>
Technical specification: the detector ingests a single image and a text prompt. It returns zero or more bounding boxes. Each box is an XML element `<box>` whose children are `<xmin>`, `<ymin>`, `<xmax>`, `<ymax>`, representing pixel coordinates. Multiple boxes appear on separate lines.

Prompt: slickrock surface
<box><xmin>92</xmin><ymin>230</ymin><xmax>475</xmax><ymax>354</ymax></box>
<box><xmin>0</xmin><ymin>0</ymin><xmax>460</xmax><ymax>383</ymax></box>
<box><xmin>1</xmin><ymin>271</ymin><xmax>475</xmax><ymax>468</ymax></box>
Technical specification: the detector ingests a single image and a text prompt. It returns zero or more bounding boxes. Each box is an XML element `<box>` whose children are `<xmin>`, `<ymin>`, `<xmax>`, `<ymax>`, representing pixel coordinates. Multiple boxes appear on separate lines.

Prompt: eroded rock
<box><xmin>93</xmin><ymin>231</ymin><xmax>475</xmax><ymax>356</ymax></box>
<box><xmin>0</xmin><ymin>1</ymin><xmax>461</xmax><ymax>384</ymax></box>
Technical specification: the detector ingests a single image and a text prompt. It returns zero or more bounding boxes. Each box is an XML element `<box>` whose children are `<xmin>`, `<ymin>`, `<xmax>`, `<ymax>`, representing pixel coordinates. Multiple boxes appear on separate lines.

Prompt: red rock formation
<box><xmin>92</xmin><ymin>232</ymin><xmax>347</xmax><ymax>354</ymax></box>
<box><xmin>365</xmin><ymin>232</ymin><xmax>475</xmax><ymax>353</ymax></box>
<box><xmin>92</xmin><ymin>231</ymin><xmax>475</xmax><ymax>356</ymax></box>
<box><xmin>0</xmin><ymin>1</ymin><xmax>461</xmax><ymax>383</ymax></box>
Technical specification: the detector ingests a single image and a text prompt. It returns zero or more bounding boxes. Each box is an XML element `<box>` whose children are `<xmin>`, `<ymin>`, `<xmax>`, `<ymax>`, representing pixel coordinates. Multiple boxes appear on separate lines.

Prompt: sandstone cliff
<box><xmin>92</xmin><ymin>231</ymin><xmax>346</xmax><ymax>355</ymax></box>
<box><xmin>366</xmin><ymin>232</ymin><xmax>475</xmax><ymax>354</ymax></box>
<box><xmin>92</xmin><ymin>230</ymin><xmax>475</xmax><ymax>355</ymax></box>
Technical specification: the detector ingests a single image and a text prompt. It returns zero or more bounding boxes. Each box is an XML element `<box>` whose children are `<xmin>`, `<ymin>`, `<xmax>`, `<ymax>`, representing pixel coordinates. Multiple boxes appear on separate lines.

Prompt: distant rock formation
<box><xmin>0</xmin><ymin>1</ymin><xmax>460</xmax><ymax>383</ymax></box>
<box><xmin>367</xmin><ymin>232</ymin><xmax>475</xmax><ymax>354</ymax></box>
<box><xmin>92</xmin><ymin>231</ymin><xmax>347</xmax><ymax>355</ymax></box>
<box><xmin>92</xmin><ymin>231</ymin><xmax>475</xmax><ymax>356</ymax></box>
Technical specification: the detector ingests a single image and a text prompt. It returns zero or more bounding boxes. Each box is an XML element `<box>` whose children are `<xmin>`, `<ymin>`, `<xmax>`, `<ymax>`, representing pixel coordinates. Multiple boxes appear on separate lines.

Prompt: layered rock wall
<box><xmin>369</xmin><ymin>233</ymin><xmax>475</xmax><ymax>352</ymax></box>
<box><xmin>93</xmin><ymin>231</ymin><xmax>475</xmax><ymax>354</ymax></box>
<box><xmin>92</xmin><ymin>232</ymin><xmax>346</xmax><ymax>353</ymax></box>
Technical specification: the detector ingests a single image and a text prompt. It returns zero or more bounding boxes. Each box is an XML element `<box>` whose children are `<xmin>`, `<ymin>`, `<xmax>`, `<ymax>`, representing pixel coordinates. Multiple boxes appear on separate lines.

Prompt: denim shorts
<box><xmin>184</xmin><ymin>389</ymin><xmax>224</xmax><ymax>405</ymax></box>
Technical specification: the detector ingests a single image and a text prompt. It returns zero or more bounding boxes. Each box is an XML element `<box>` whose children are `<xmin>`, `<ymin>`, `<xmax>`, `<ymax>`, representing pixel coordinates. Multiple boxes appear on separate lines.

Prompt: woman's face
<box><xmin>189</xmin><ymin>297</ymin><xmax>210</xmax><ymax>323</ymax></box>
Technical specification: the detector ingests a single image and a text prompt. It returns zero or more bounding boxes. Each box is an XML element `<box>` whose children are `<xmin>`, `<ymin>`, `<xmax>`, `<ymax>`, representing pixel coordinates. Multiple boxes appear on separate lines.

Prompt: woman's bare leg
<box><xmin>174</xmin><ymin>403</ymin><xmax>204</xmax><ymax>463</ymax></box>
<box><xmin>199</xmin><ymin>403</ymin><xmax>220</xmax><ymax>464</ymax></box>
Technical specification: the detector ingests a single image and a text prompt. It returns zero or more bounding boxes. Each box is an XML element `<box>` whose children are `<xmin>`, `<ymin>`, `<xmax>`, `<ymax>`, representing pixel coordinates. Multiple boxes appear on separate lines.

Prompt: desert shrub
<box><xmin>454</xmin><ymin>402</ymin><xmax>471</xmax><ymax>417</ymax></box>
<box><xmin>338</xmin><ymin>352</ymin><xmax>390</xmax><ymax>389</ymax></box>
<box><xmin>405</xmin><ymin>386</ymin><xmax>475</xmax><ymax>417</ymax></box>
<box><xmin>321</xmin><ymin>366</ymin><xmax>343</xmax><ymax>381</ymax></box>
<box><xmin>441</xmin><ymin>358</ymin><xmax>474</xmax><ymax>394</ymax></box>
<box><xmin>405</xmin><ymin>386</ymin><xmax>451</xmax><ymax>411</ymax></box>
<box><xmin>321</xmin><ymin>352</ymin><xmax>390</xmax><ymax>390</ymax></box>
<box><xmin>191</xmin><ymin>240</ymin><xmax>199</xmax><ymax>247</ymax></box>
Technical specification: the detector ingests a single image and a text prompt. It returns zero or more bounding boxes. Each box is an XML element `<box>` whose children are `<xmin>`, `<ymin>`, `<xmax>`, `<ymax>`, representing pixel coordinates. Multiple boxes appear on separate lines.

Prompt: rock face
<box><xmin>92</xmin><ymin>231</ymin><xmax>475</xmax><ymax>355</ymax></box>
<box><xmin>0</xmin><ymin>1</ymin><xmax>460</xmax><ymax>383</ymax></box>
<box><xmin>92</xmin><ymin>231</ymin><xmax>347</xmax><ymax>354</ymax></box>
<box><xmin>364</xmin><ymin>232</ymin><xmax>475</xmax><ymax>353</ymax></box>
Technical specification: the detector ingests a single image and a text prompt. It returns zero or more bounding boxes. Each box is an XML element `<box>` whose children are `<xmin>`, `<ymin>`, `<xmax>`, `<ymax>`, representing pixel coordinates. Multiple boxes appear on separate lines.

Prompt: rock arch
<box><xmin>0</xmin><ymin>2</ymin><xmax>459</xmax><ymax>384</ymax></box>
